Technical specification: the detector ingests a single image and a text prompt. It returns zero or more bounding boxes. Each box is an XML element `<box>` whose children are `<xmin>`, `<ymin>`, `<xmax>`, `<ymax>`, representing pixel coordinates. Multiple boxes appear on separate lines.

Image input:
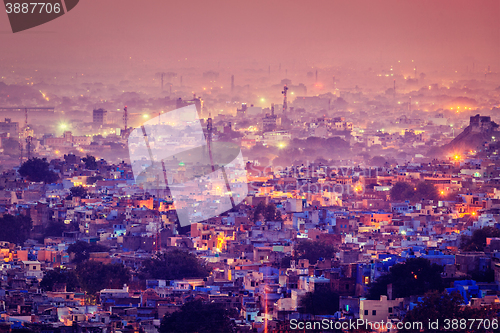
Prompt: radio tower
<box><xmin>282</xmin><ymin>85</ymin><xmax>288</xmax><ymax>115</ymax></box>
<box><xmin>207</xmin><ymin>113</ymin><xmax>214</xmax><ymax>171</ymax></box>
<box><xmin>123</xmin><ymin>106</ymin><xmax>128</xmax><ymax>135</ymax></box>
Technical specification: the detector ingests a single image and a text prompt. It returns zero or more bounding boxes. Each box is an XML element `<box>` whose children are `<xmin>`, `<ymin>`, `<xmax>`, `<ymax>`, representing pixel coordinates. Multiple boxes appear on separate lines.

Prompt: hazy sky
<box><xmin>1</xmin><ymin>0</ymin><xmax>499</xmax><ymax>71</ymax></box>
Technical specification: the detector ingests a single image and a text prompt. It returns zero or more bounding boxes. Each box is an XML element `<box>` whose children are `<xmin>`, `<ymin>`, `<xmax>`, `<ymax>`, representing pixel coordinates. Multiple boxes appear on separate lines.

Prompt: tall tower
<box><xmin>24</xmin><ymin>108</ymin><xmax>32</xmax><ymax>161</ymax></box>
<box><xmin>393</xmin><ymin>79</ymin><xmax>396</xmax><ymax>98</ymax></box>
<box><xmin>123</xmin><ymin>106</ymin><xmax>128</xmax><ymax>133</ymax></box>
<box><xmin>282</xmin><ymin>85</ymin><xmax>288</xmax><ymax>115</ymax></box>
<box><xmin>271</xmin><ymin>103</ymin><xmax>275</xmax><ymax>117</ymax></box>
<box><xmin>231</xmin><ymin>75</ymin><xmax>234</xmax><ymax>93</ymax></box>
<box><xmin>207</xmin><ymin>114</ymin><xmax>214</xmax><ymax>171</ymax></box>
<box><xmin>408</xmin><ymin>96</ymin><xmax>411</xmax><ymax>112</ymax></box>
<box><xmin>315</xmin><ymin>70</ymin><xmax>318</xmax><ymax>82</ymax></box>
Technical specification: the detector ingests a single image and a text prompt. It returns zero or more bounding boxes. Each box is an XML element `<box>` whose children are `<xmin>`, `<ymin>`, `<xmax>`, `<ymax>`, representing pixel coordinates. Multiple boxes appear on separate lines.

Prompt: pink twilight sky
<box><xmin>1</xmin><ymin>0</ymin><xmax>499</xmax><ymax>71</ymax></box>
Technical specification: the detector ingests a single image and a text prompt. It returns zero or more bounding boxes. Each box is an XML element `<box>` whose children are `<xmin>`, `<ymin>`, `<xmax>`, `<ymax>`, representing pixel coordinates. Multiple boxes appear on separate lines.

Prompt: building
<box><xmin>0</xmin><ymin>118</ymin><xmax>19</xmax><ymax>136</ymax></box>
<box><xmin>359</xmin><ymin>295</ymin><xmax>404</xmax><ymax>323</ymax></box>
<box><xmin>92</xmin><ymin>108</ymin><xmax>108</xmax><ymax>125</ymax></box>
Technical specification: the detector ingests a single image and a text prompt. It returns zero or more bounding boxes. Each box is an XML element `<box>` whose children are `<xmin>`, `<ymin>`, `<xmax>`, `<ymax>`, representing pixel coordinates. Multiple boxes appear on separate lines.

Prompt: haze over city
<box><xmin>0</xmin><ymin>1</ymin><xmax>499</xmax><ymax>332</ymax></box>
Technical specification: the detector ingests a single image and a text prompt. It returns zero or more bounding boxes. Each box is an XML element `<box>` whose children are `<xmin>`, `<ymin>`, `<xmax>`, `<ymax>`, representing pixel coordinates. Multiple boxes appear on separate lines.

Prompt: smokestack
<box><xmin>315</xmin><ymin>70</ymin><xmax>318</xmax><ymax>82</ymax></box>
<box><xmin>409</xmin><ymin>96</ymin><xmax>411</xmax><ymax>112</ymax></box>
<box><xmin>393</xmin><ymin>79</ymin><xmax>396</xmax><ymax>98</ymax></box>
<box><xmin>271</xmin><ymin>103</ymin><xmax>275</xmax><ymax>116</ymax></box>
<box><xmin>231</xmin><ymin>75</ymin><xmax>234</xmax><ymax>93</ymax></box>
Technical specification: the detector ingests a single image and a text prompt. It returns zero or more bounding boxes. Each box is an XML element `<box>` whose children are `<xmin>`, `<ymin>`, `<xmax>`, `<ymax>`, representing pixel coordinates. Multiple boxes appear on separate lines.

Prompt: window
<box><xmin>388</xmin><ymin>307</ymin><xmax>393</xmax><ymax>313</ymax></box>
<box><xmin>346</xmin><ymin>284</ymin><xmax>349</xmax><ymax>290</ymax></box>
<box><xmin>372</xmin><ymin>310</ymin><xmax>376</xmax><ymax>316</ymax></box>
<box><xmin>364</xmin><ymin>310</ymin><xmax>368</xmax><ymax>315</ymax></box>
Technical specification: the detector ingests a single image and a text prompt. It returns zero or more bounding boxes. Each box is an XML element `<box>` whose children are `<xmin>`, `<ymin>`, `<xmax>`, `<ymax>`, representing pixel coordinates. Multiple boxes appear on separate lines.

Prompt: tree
<box><xmin>253</xmin><ymin>201</ymin><xmax>266</xmax><ymax>222</ymax></box>
<box><xmin>0</xmin><ymin>214</ymin><xmax>32</xmax><ymax>244</ymax></box>
<box><xmin>18</xmin><ymin>157</ymin><xmax>58</xmax><ymax>183</ymax></box>
<box><xmin>66</xmin><ymin>186</ymin><xmax>87</xmax><ymax>200</ymax></box>
<box><xmin>400</xmin><ymin>291</ymin><xmax>499</xmax><ymax>333</ymax></box>
<box><xmin>82</xmin><ymin>154</ymin><xmax>97</xmax><ymax>170</ymax></box>
<box><xmin>367</xmin><ymin>258</ymin><xmax>444</xmax><ymax>300</ymax></box>
<box><xmin>67</xmin><ymin>241</ymin><xmax>109</xmax><ymax>263</ymax></box>
<box><xmin>76</xmin><ymin>261</ymin><xmax>130</xmax><ymax>295</ymax></box>
<box><xmin>294</xmin><ymin>239</ymin><xmax>337</xmax><ymax>264</ymax></box>
<box><xmin>390</xmin><ymin>181</ymin><xmax>438</xmax><ymax>202</ymax></box>
<box><xmin>43</xmin><ymin>220</ymin><xmax>66</xmax><ymax>238</ymax></box>
<box><xmin>159</xmin><ymin>300</ymin><xmax>234</xmax><ymax>333</ymax></box>
<box><xmin>390</xmin><ymin>182</ymin><xmax>414</xmax><ymax>201</ymax></box>
<box><xmin>299</xmin><ymin>289</ymin><xmax>339</xmax><ymax>317</ymax></box>
<box><xmin>414</xmin><ymin>181</ymin><xmax>438</xmax><ymax>201</ymax></box>
<box><xmin>253</xmin><ymin>202</ymin><xmax>282</xmax><ymax>222</ymax></box>
<box><xmin>40</xmin><ymin>268</ymin><xmax>79</xmax><ymax>292</ymax></box>
<box><xmin>139</xmin><ymin>249</ymin><xmax>209</xmax><ymax>281</ymax></box>
<box><xmin>461</xmin><ymin>226</ymin><xmax>500</xmax><ymax>252</ymax></box>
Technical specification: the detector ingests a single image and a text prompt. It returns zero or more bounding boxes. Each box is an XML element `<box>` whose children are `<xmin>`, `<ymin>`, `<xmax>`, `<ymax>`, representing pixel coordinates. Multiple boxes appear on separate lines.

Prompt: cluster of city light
<box><xmin>39</xmin><ymin>90</ymin><xmax>49</xmax><ymax>101</ymax></box>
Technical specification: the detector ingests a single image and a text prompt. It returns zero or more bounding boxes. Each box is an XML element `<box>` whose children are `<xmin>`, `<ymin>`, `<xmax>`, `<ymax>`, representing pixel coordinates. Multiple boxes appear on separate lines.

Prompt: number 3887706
<box><xmin>6</xmin><ymin>2</ymin><xmax>61</xmax><ymax>14</ymax></box>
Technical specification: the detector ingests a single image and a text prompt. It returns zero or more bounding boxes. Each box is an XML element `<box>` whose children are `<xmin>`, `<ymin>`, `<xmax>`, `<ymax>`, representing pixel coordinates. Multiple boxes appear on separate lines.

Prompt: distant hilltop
<box><xmin>444</xmin><ymin>114</ymin><xmax>500</xmax><ymax>153</ymax></box>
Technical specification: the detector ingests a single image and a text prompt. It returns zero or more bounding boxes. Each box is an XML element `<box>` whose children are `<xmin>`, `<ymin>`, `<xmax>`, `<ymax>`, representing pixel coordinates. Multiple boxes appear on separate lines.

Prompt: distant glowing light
<box><xmin>59</xmin><ymin>123</ymin><xmax>68</xmax><ymax>130</ymax></box>
<box><xmin>260</xmin><ymin>98</ymin><xmax>265</xmax><ymax>102</ymax></box>
<box><xmin>143</xmin><ymin>114</ymin><xmax>149</xmax><ymax>119</ymax></box>
<box><xmin>278</xmin><ymin>142</ymin><xmax>286</xmax><ymax>148</ymax></box>
<box><xmin>55</xmin><ymin>150</ymin><xmax>59</xmax><ymax>154</ymax></box>
<box><xmin>440</xmin><ymin>190</ymin><xmax>445</xmax><ymax>195</ymax></box>
<box><xmin>454</xmin><ymin>154</ymin><xmax>460</xmax><ymax>160</ymax></box>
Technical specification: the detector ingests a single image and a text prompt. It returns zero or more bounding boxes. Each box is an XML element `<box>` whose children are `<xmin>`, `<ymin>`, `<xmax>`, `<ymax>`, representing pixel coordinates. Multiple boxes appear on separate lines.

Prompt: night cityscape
<box><xmin>0</xmin><ymin>1</ymin><xmax>500</xmax><ymax>332</ymax></box>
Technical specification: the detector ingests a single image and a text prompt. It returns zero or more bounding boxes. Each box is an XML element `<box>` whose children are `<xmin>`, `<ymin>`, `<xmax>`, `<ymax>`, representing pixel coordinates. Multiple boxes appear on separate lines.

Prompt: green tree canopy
<box><xmin>76</xmin><ymin>261</ymin><xmax>130</xmax><ymax>295</ymax></box>
<box><xmin>461</xmin><ymin>226</ymin><xmax>500</xmax><ymax>252</ymax></box>
<box><xmin>40</xmin><ymin>268</ymin><xmax>79</xmax><ymax>292</ymax></box>
<box><xmin>414</xmin><ymin>181</ymin><xmax>438</xmax><ymax>201</ymax></box>
<box><xmin>299</xmin><ymin>289</ymin><xmax>340</xmax><ymax>316</ymax></box>
<box><xmin>400</xmin><ymin>291</ymin><xmax>498</xmax><ymax>333</ymax></box>
<box><xmin>159</xmin><ymin>300</ymin><xmax>234</xmax><ymax>333</ymax></box>
<box><xmin>66</xmin><ymin>185</ymin><xmax>88</xmax><ymax>200</ymax></box>
<box><xmin>67</xmin><ymin>241</ymin><xmax>109</xmax><ymax>263</ymax></box>
<box><xmin>0</xmin><ymin>214</ymin><xmax>32</xmax><ymax>244</ymax></box>
<box><xmin>139</xmin><ymin>249</ymin><xmax>209</xmax><ymax>281</ymax></box>
<box><xmin>294</xmin><ymin>239</ymin><xmax>337</xmax><ymax>264</ymax></box>
<box><xmin>390</xmin><ymin>181</ymin><xmax>438</xmax><ymax>202</ymax></box>
<box><xmin>367</xmin><ymin>257</ymin><xmax>444</xmax><ymax>300</ymax></box>
<box><xmin>82</xmin><ymin>154</ymin><xmax>97</xmax><ymax>170</ymax></box>
<box><xmin>390</xmin><ymin>182</ymin><xmax>414</xmax><ymax>201</ymax></box>
<box><xmin>18</xmin><ymin>157</ymin><xmax>58</xmax><ymax>183</ymax></box>
<box><xmin>253</xmin><ymin>202</ymin><xmax>283</xmax><ymax>222</ymax></box>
